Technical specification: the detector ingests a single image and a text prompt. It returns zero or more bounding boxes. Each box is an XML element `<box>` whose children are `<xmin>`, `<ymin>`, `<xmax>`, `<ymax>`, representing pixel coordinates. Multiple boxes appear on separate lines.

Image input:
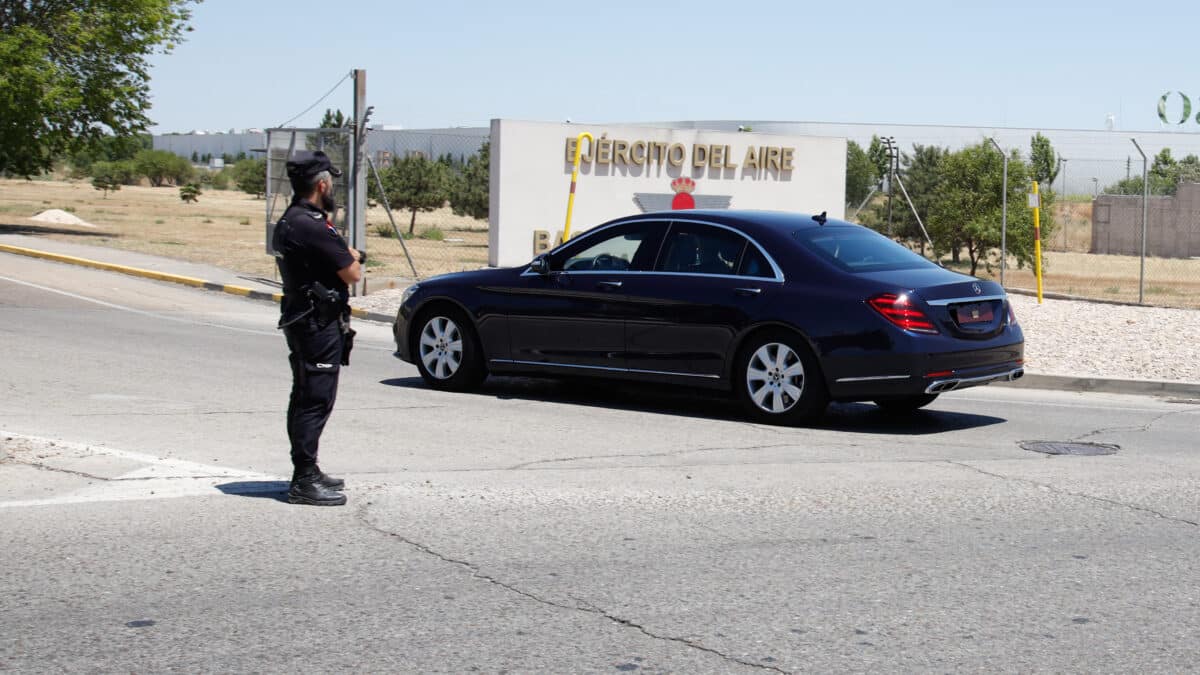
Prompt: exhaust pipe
<box><xmin>925</xmin><ymin>367</ymin><xmax>1024</xmax><ymax>395</ymax></box>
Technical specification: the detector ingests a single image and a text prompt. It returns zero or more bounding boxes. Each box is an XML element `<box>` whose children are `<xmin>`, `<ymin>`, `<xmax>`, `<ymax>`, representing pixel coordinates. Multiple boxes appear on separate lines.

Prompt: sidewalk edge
<box><xmin>0</xmin><ymin>243</ymin><xmax>394</xmax><ymax>323</ymax></box>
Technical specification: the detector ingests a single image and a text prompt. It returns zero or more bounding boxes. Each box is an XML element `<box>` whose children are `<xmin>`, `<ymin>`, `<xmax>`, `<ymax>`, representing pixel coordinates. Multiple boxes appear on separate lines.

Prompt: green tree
<box><xmin>1029</xmin><ymin>133</ymin><xmax>1059</xmax><ymax>186</ymax></box>
<box><xmin>135</xmin><ymin>149</ymin><xmax>192</xmax><ymax>187</ymax></box>
<box><xmin>867</xmin><ymin>135</ymin><xmax>890</xmax><ymax>183</ymax></box>
<box><xmin>70</xmin><ymin>134</ymin><xmax>151</xmax><ymax>174</ymax></box>
<box><xmin>0</xmin><ymin>1</ymin><xmax>198</xmax><ymax>177</ymax></box>
<box><xmin>308</xmin><ymin>109</ymin><xmax>350</xmax><ymax>176</ymax></box>
<box><xmin>179</xmin><ymin>183</ymin><xmax>201</xmax><ymax>203</ymax></box>
<box><xmin>863</xmin><ymin>144</ymin><xmax>947</xmax><ymax>253</ymax></box>
<box><xmin>90</xmin><ymin>162</ymin><xmax>122</xmax><ymax>197</ymax></box>
<box><xmin>373</xmin><ymin>155</ymin><xmax>451</xmax><ymax>235</ymax></box>
<box><xmin>231</xmin><ymin>158</ymin><xmax>267</xmax><ymax>198</ymax></box>
<box><xmin>926</xmin><ymin>142</ymin><xmax>1044</xmax><ymax>276</ymax></box>
<box><xmin>319</xmin><ymin>108</ymin><xmax>348</xmax><ymax>129</ymax></box>
<box><xmin>449</xmin><ymin>141</ymin><xmax>490</xmax><ymax>220</ymax></box>
<box><xmin>844</xmin><ymin>140</ymin><xmax>877</xmax><ymax>207</ymax></box>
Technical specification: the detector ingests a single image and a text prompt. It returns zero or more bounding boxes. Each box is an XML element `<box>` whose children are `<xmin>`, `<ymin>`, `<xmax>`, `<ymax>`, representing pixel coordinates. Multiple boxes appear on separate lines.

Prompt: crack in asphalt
<box><xmin>353</xmin><ymin>499</ymin><xmax>788</xmax><ymax>673</ymax></box>
<box><xmin>506</xmin><ymin>443</ymin><xmax>803</xmax><ymax>471</ymax></box>
<box><xmin>945</xmin><ymin>460</ymin><xmax>1200</xmax><ymax>528</ymax></box>
<box><xmin>1071</xmin><ymin>407</ymin><xmax>1200</xmax><ymax>442</ymax></box>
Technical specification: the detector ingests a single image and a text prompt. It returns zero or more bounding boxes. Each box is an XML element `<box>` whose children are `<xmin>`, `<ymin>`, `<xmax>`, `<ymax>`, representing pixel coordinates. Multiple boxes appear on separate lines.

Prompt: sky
<box><xmin>147</xmin><ymin>0</ymin><xmax>1200</xmax><ymax>134</ymax></box>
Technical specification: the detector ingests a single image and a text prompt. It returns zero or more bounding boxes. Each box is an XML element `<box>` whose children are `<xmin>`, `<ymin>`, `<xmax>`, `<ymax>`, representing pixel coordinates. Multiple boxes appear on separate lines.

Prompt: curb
<box><xmin>0</xmin><ymin>243</ymin><xmax>396</xmax><ymax>324</ymax></box>
<box><xmin>5</xmin><ymin>242</ymin><xmax>1199</xmax><ymax>399</ymax></box>
<box><xmin>1014</xmin><ymin>373</ymin><xmax>1200</xmax><ymax>399</ymax></box>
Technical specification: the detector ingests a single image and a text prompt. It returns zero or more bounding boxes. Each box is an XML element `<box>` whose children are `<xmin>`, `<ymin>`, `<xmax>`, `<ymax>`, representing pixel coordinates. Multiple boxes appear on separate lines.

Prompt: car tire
<box><xmin>873</xmin><ymin>394</ymin><xmax>939</xmax><ymax>413</ymax></box>
<box><xmin>735</xmin><ymin>329</ymin><xmax>828</xmax><ymax>425</ymax></box>
<box><xmin>413</xmin><ymin>305</ymin><xmax>486</xmax><ymax>392</ymax></box>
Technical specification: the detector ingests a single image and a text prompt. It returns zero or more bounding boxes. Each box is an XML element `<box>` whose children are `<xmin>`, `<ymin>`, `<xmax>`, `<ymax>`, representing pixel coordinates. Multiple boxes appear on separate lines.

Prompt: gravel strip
<box><xmin>352</xmin><ymin>285</ymin><xmax>1200</xmax><ymax>384</ymax></box>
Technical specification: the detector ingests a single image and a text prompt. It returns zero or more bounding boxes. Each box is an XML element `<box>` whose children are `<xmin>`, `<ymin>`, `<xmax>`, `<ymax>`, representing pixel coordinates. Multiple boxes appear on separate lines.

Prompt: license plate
<box><xmin>956</xmin><ymin>303</ymin><xmax>994</xmax><ymax>324</ymax></box>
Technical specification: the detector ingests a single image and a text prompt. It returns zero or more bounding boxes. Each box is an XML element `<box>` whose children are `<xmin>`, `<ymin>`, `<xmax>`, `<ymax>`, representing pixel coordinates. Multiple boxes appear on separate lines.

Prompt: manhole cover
<box><xmin>1021</xmin><ymin>441</ymin><xmax>1119</xmax><ymax>456</ymax></box>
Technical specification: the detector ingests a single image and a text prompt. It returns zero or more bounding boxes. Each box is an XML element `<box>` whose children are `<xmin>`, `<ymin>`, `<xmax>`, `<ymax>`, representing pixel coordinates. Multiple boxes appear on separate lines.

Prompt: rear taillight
<box><xmin>868</xmin><ymin>293</ymin><xmax>939</xmax><ymax>334</ymax></box>
<box><xmin>1006</xmin><ymin>300</ymin><xmax>1018</xmax><ymax>327</ymax></box>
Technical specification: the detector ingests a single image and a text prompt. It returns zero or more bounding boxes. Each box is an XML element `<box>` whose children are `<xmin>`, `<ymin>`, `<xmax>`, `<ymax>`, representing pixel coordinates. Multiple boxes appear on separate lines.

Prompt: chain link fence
<box><xmin>363</xmin><ymin>131</ymin><xmax>490</xmax><ymax>286</ymax></box>
<box><xmin>847</xmin><ymin>130</ymin><xmax>1200</xmax><ymax>310</ymax></box>
<box><xmin>262</xmin><ymin>128</ymin><xmax>490</xmax><ymax>290</ymax></box>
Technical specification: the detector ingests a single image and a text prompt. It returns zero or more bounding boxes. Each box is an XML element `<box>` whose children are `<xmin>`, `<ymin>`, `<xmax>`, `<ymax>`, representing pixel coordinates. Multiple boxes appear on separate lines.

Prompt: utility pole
<box><xmin>988</xmin><ymin>138</ymin><xmax>1008</xmax><ymax>287</ymax></box>
<box><xmin>883</xmin><ymin>136</ymin><xmax>897</xmax><ymax>236</ymax></box>
<box><xmin>351</xmin><ymin>69</ymin><xmax>368</xmax><ymax>297</ymax></box>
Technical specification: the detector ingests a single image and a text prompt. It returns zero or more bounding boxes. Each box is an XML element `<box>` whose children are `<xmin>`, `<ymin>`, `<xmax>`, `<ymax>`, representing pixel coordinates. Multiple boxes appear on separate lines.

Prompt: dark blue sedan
<box><xmin>393</xmin><ymin>210</ymin><xmax>1024</xmax><ymax>425</ymax></box>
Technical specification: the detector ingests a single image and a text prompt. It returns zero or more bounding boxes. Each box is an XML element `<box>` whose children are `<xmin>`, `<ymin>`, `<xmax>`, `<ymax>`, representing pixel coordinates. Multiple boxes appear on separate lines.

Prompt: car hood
<box><xmin>419</xmin><ymin>266</ymin><xmax>519</xmax><ymax>289</ymax></box>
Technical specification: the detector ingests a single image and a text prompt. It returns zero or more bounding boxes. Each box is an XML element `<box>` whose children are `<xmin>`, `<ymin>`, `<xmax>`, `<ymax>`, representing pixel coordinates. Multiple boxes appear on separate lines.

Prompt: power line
<box><xmin>275</xmin><ymin>71</ymin><xmax>352</xmax><ymax>128</ymax></box>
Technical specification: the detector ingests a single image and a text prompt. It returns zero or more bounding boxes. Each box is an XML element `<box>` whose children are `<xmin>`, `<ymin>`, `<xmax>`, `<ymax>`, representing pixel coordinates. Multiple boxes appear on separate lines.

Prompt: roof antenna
<box><xmin>813</xmin><ymin>211</ymin><xmax>827</xmax><ymax>226</ymax></box>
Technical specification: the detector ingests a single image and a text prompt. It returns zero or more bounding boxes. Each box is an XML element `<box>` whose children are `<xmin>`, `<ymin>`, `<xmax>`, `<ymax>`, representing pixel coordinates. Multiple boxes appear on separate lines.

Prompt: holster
<box><xmin>340</xmin><ymin>314</ymin><xmax>356</xmax><ymax>366</ymax></box>
<box><xmin>307</xmin><ymin>281</ymin><xmax>345</xmax><ymax>327</ymax></box>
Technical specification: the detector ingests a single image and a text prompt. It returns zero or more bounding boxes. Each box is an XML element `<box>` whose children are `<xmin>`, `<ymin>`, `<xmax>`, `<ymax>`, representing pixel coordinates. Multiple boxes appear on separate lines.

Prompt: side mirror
<box><xmin>529</xmin><ymin>254</ymin><xmax>550</xmax><ymax>276</ymax></box>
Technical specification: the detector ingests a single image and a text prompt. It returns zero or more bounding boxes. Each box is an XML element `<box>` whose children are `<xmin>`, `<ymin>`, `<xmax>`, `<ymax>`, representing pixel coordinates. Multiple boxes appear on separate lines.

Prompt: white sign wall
<box><xmin>488</xmin><ymin>119</ymin><xmax>847</xmax><ymax>268</ymax></box>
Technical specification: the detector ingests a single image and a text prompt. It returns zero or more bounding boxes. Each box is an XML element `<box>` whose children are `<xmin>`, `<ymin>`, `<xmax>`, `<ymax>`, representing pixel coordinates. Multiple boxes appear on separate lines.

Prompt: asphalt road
<box><xmin>2</xmin><ymin>253</ymin><xmax>1199</xmax><ymax>673</ymax></box>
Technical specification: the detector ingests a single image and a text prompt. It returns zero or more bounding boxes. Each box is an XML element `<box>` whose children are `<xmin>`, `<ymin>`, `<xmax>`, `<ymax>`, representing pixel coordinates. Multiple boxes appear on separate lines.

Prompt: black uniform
<box><xmin>274</xmin><ymin>198</ymin><xmax>354</xmax><ymax>475</ymax></box>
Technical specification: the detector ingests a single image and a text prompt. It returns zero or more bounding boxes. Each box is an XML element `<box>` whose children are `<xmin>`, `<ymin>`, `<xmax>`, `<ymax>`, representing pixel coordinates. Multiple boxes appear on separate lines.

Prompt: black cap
<box><xmin>285</xmin><ymin>149</ymin><xmax>343</xmax><ymax>181</ymax></box>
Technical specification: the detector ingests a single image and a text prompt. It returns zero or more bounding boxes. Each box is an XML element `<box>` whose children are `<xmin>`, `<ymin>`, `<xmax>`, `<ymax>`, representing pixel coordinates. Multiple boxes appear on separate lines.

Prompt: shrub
<box><xmin>135</xmin><ymin>149</ymin><xmax>192</xmax><ymax>187</ymax></box>
<box><xmin>418</xmin><ymin>227</ymin><xmax>445</xmax><ymax>241</ymax></box>
<box><xmin>90</xmin><ymin>162</ymin><xmax>122</xmax><ymax>197</ymax></box>
<box><xmin>179</xmin><ymin>183</ymin><xmax>201</xmax><ymax>203</ymax></box>
<box><xmin>210</xmin><ymin>169</ymin><xmax>230</xmax><ymax>190</ymax></box>
<box><xmin>231</xmin><ymin>158</ymin><xmax>267</xmax><ymax>198</ymax></box>
<box><xmin>91</xmin><ymin>174</ymin><xmax>120</xmax><ymax>197</ymax></box>
<box><xmin>373</xmin><ymin>221</ymin><xmax>397</xmax><ymax>238</ymax></box>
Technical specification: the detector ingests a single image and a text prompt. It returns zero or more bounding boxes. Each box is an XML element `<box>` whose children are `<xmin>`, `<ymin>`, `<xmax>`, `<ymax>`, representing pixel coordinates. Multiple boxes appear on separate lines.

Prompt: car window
<box><xmin>737</xmin><ymin>244</ymin><xmax>774</xmax><ymax>278</ymax></box>
<box><xmin>656</xmin><ymin>224</ymin><xmax>748</xmax><ymax>276</ymax></box>
<box><xmin>794</xmin><ymin>226</ymin><xmax>938</xmax><ymax>273</ymax></box>
<box><xmin>555</xmin><ymin>221</ymin><xmax>664</xmax><ymax>272</ymax></box>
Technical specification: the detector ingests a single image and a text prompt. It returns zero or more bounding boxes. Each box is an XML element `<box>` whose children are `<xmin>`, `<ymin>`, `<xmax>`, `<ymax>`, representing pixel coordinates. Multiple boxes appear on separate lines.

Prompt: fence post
<box><xmin>988</xmin><ymin>138</ymin><xmax>1008</xmax><ymax>287</ymax></box>
<box><xmin>1130</xmin><ymin>138</ymin><xmax>1148</xmax><ymax>304</ymax></box>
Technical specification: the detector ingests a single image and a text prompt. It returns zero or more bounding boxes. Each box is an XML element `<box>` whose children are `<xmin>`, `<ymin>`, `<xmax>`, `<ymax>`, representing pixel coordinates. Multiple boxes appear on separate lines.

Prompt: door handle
<box><xmin>735</xmin><ymin>287</ymin><xmax>762</xmax><ymax>296</ymax></box>
<box><xmin>597</xmin><ymin>280</ymin><xmax>623</xmax><ymax>290</ymax></box>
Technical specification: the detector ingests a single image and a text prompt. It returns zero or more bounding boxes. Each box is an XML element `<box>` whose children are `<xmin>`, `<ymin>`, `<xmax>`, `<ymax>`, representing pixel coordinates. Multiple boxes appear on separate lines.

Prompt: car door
<box><xmin>622</xmin><ymin>220</ymin><xmax>783</xmax><ymax>379</ymax></box>
<box><xmin>504</xmin><ymin>219</ymin><xmax>667</xmax><ymax>371</ymax></box>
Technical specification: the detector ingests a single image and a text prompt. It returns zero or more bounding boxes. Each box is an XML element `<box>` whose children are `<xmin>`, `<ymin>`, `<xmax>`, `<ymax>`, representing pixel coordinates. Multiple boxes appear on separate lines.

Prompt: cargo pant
<box><xmin>283</xmin><ymin>316</ymin><xmax>344</xmax><ymax>470</ymax></box>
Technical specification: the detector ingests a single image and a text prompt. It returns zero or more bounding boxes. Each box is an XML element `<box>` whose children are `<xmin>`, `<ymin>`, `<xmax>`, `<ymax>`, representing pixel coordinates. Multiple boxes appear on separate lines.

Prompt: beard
<box><xmin>320</xmin><ymin>193</ymin><xmax>337</xmax><ymax>214</ymax></box>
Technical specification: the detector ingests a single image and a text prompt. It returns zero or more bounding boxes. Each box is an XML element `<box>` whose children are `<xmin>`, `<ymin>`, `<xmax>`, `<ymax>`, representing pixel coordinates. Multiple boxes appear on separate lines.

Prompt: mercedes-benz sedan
<box><xmin>393</xmin><ymin>210</ymin><xmax>1024</xmax><ymax>425</ymax></box>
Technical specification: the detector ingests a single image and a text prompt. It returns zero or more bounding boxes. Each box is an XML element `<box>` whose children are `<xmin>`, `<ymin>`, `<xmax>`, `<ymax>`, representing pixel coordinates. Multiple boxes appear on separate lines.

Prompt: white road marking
<box><xmin>0</xmin><ymin>431</ymin><xmax>284</xmax><ymax>509</ymax></box>
<box><xmin>0</xmin><ymin>274</ymin><xmax>279</xmax><ymax>337</ymax></box>
<box><xmin>0</xmin><ymin>273</ymin><xmax>395</xmax><ymax>349</ymax></box>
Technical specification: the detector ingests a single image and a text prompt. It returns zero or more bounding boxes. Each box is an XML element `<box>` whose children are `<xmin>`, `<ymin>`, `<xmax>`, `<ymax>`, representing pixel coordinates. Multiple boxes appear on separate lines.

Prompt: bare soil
<box><xmin>0</xmin><ymin>178</ymin><xmax>488</xmax><ymax>284</ymax></box>
<box><xmin>2</xmin><ymin>178</ymin><xmax>1197</xmax><ymax>308</ymax></box>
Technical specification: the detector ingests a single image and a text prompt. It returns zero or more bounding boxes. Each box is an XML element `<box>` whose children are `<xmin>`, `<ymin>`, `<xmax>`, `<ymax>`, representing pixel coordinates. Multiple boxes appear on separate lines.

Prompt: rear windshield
<box><xmin>794</xmin><ymin>226</ymin><xmax>937</xmax><ymax>273</ymax></box>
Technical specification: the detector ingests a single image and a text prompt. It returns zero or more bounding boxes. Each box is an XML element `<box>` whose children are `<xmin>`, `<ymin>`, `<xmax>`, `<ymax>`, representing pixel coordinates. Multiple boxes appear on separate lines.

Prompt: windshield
<box><xmin>794</xmin><ymin>226</ymin><xmax>937</xmax><ymax>273</ymax></box>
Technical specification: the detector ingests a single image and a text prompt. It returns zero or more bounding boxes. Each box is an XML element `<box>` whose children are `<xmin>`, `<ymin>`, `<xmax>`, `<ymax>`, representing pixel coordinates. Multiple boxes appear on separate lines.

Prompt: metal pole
<box><xmin>1131</xmin><ymin>138</ymin><xmax>1148</xmax><ymax>304</ymax></box>
<box><xmin>851</xmin><ymin>185</ymin><xmax>878</xmax><ymax>220</ymax></box>
<box><xmin>885</xmin><ymin>137</ymin><xmax>895</xmax><ymax>236</ymax></box>
<box><xmin>351</xmin><ymin>69</ymin><xmax>367</xmax><ymax>296</ymax></box>
<box><xmin>562</xmin><ymin>132</ymin><xmax>594</xmax><ymax>242</ymax></box>
<box><xmin>892</xmin><ymin>173</ymin><xmax>933</xmax><ymax>248</ymax></box>
<box><xmin>988</xmin><ymin>137</ymin><xmax>1008</xmax><ymax>287</ymax></box>
<box><xmin>366</xmin><ymin>155</ymin><xmax>420</xmax><ymax>280</ymax></box>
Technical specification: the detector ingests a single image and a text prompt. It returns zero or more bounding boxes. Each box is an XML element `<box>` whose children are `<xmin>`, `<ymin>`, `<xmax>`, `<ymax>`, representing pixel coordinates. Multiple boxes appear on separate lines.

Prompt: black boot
<box><xmin>313</xmin><ymin>466</ymin><xmax>344</xmax><ymax>491</ymax></box>
<box><xmin>288</xmin><ymin>468</ymin><xmax>347</xmax><ymax>506</ymax></box>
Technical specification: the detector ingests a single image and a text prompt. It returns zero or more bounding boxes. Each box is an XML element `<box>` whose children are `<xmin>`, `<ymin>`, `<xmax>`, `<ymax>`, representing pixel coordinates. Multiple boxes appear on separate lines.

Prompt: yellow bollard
<box><xmin>1032</xmin><ymin>181</ymin><xmax>1044</xmax><ymax>304</ymax></box>
<box><xmin>562</xmin><ymin>132</ymin><xmax>594</xmax><ymax>242</ymax></box>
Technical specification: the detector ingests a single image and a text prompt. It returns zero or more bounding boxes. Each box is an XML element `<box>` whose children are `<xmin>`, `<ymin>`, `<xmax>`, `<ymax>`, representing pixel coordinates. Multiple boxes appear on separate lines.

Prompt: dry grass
<box><xmin>4</xmin><ymin>178</ymin><xmax>1197</xmax><ymax>307</ymax></box>
<box><xmin>0</xmin><ymin>178</ymin><xmax>489</xmax><ymax>284</ymax></box>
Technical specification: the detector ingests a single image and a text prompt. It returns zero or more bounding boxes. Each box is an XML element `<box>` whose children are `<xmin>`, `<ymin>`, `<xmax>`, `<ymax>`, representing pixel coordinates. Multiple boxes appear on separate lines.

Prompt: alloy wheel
<box><xmin>419</xmin><ymin>316</ymin><xmax>463</xmax><ymax>380</ymax></box>
<box><xmin>745</xmin><ymin>342</ymin><xmax>805</xmax><ymax>414</ymax></box>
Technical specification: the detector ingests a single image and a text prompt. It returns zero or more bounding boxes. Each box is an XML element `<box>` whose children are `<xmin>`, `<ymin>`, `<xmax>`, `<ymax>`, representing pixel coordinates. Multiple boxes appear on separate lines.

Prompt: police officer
<box><xmin>273</xmin><ymin>150</ymin><xmax>363</xmax><ymax>506</ymax></box>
